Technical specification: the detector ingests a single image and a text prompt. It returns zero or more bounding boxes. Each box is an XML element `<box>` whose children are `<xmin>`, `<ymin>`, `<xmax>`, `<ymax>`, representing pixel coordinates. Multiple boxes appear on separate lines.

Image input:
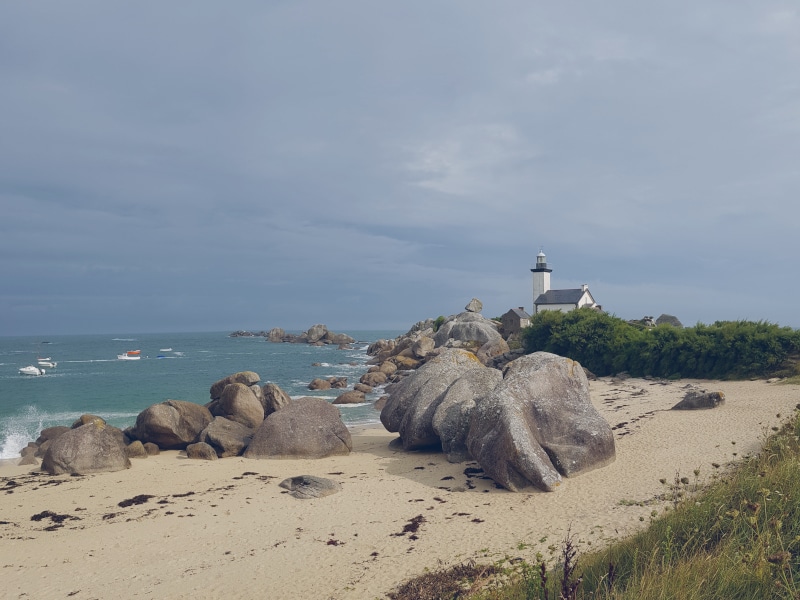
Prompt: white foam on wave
<box><xmin>112</xmin><ymin>338</ymin><xmax>136</xmax><ymax>341</ymax></box>
<box><xmin>0</xmin><ymin>406</ymin><xmax>140</xmax><ymax>460</ymax></box>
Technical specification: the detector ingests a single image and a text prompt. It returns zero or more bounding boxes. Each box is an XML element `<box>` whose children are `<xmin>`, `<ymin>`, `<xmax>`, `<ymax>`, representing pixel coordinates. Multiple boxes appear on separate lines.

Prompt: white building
<box><xmin>531</xmin><ymin>251</ymin><xmax>600</xmax><ymax>314</ymax></box>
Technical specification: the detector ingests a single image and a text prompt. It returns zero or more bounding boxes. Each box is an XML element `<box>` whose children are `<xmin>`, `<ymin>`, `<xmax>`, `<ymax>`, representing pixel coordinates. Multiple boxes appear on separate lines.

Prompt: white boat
<box><xmin>37</xmin><ymin>358</ymin><xmax>57</xmax><ymax>368</ymax></box>
<box><xmin>159</xmin><ymin>348</ymin><xmax>172</xmax><ymax>352</ymax></box>
<box><xmin>117</xmin><ymin>350</ymin><xmax>142</xmax><ymax>361</ymax></box>
<box><xmin>20</xmin><ymin>365</ymin><xmax>45</xmax><ymax>376</ymax></box>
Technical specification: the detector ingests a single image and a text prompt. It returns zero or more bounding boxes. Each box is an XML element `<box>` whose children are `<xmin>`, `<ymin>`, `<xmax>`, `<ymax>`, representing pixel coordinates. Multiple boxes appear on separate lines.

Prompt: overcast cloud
<box><xmin>2</xmin><ymin>1</ymin><xmax>799</xmax><ymax>336</ymax></box>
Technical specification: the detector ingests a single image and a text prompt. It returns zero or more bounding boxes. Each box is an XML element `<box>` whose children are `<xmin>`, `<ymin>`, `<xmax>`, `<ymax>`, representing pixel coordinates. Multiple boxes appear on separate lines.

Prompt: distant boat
<box><xmin>117</xmin><ymin>350</ymin><xmax>142</xmax><ymax>361</ymax></box>
<box><xmin>159</xmin><ymin>348</ymin><xmax>172</xmax><ymax>352</ymax></box>
<box><xmin>20</xmin><ymin>365</ymin><xmax>45</xmax><ymax>376</ymax></box>
<box><xmin>37</xmin><ymin>357</ymin><xmax>57</xmax><ymax>368</ymax></box>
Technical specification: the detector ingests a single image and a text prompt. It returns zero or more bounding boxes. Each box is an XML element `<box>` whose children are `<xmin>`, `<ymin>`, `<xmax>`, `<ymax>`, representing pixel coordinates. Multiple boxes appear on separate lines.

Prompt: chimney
<box><xmin>581</xmin><ymin>284</ymin><xmax>589</xmax><ymax>292</ymax></box>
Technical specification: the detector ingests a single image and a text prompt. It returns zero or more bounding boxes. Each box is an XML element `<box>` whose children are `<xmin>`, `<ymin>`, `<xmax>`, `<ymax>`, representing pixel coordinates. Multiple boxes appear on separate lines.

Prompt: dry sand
<box><xmin>2</xmin><ymin>378</ymin><xmax>799</xmax><ymax>599</ymax></box>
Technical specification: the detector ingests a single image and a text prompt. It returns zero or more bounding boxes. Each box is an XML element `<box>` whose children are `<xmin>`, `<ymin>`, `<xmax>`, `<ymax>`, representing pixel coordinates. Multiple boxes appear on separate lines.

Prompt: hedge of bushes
<box><xmin>520</xmin><ymin>308</ymin><xmax>800</xmax><ymax>379</ymax></box>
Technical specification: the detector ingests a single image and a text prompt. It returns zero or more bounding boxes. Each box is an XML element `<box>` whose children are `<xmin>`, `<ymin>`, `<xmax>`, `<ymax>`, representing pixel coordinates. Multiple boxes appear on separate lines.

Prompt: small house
<box><xmin>501</xmin><ymin>307</ymin><xmax>531</xmax><ymax>336</ymax></box>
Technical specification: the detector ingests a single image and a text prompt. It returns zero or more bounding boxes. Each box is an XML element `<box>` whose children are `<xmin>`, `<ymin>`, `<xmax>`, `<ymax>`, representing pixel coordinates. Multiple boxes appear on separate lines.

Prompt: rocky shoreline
<box><xmin>15</xmin><ymin>298</ymin><xmax>728</xmax><ymax>497</ymax></box>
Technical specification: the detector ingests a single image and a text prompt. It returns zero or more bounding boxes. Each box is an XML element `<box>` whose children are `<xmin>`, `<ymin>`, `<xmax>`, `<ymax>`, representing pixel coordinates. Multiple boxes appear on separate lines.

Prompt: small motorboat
<box><xmin>20</xmin><ymin>365</ymin><xmax>45</xmax><ymax>376</ymax></box>
<box><xmin>117</xmin><ymin>350</ymin><xmax>142</xmax><ymax>361</ymax></box>
<box><xmin>37</xmin><ymin>358</ymin><xmax>57</xmax><ymax>368</ymax></box>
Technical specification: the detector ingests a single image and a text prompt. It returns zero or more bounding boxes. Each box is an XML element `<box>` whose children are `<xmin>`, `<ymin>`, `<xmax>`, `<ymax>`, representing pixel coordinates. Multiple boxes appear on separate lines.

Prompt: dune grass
<box><xmin>391</xmin><ymin>410</ymin><xmax>800</xmax><ymax>599</ymax></box>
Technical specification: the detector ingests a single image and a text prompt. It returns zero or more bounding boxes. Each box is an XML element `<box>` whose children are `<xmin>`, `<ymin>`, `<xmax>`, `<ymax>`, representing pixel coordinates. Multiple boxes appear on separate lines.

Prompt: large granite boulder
<box><xmin>380</xmin><ymin>348</ymin><xmax>485</xmax><ymax>450</ymax></box>
<box><xmin>433</xmin><ymin>312</ymin><xmax>503</xmax><ymax>347</ymax></box>
<box><xmin>209</xmin><ymin>371</ymin><xmax>261</xmax><ymax>400</ymax></box>
<box><xmin>42</xmin><ymin>422</ymin><xmax>131</xmax><ymax>475</ymax></box>
<box><xmin>217</xmin><ymin>383</ymin><xmax>264</xmax><ymax>428</ymax></box>
<box><xmin>261</xmin><ymin>383</ymin><xmax>292</xmax><ymax>417</ymax></box>
<box><xmin>131</xmin><ymin>400</ymin><xmax>212</xmax><ymax>450</ymax></box>
<box><xmin>244</xmin><ymin>397</ymin><xmax>352</xmax><ymax>459</ymax></box>
<box><xmin>432</xmin><ymin>367</ymin><xmax>503</xmax><ymax>463</ymax></box>
<box><xmin>200</xmin><ymin>417</ymin><xmax>254</xmax><ymax>457</ymax></box>
<box><xmin>466</xmin><ymin>352</ymin><xmax>615</xmax><ymax>492</ymax></box>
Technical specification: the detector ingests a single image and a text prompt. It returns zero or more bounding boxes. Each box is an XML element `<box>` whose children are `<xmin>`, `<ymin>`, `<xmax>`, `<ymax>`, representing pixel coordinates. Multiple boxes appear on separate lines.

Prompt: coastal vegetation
<box><xmin>392</xmin><ymin>409</ymin><xmax>800</xmax><ymax>599</ymax></box>
<box><xmin>520</xmin><ymin>308</ymin><xmax>800</xmax><ymax>380</ymax></box>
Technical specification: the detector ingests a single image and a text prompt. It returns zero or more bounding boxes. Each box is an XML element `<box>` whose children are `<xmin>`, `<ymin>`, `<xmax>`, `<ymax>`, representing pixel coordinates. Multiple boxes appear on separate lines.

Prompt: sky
<box><xmin>2</xmin><ymin>1</ymin><xmax>799</xmax><ymax>337</ymax></box>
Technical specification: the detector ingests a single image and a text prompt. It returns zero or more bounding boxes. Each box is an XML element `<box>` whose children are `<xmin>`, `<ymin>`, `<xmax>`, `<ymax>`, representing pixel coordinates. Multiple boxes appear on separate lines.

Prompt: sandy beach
<box><xmin>2</xmin><ymin>377</ymin><xmax>798</xmax><ymax>599</ymax></box>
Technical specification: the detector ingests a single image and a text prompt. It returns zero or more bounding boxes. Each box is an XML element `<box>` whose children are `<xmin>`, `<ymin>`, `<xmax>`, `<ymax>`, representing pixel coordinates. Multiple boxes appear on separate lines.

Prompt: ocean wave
<box><xmin>111</xmin><ymin>338</ymin><xmax>136</xmax><ymax>341</ymax></box>
<box><xmin>0</xmin><ymin>406</ymin><xmax>140</xmax><ymax>460</ymax></box>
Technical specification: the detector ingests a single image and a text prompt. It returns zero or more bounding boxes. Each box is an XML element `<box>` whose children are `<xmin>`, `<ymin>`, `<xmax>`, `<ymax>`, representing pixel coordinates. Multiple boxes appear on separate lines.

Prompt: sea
<box><xmin>0</xmin><ymin>330</ymin><xmax>402</xmax><ymax>460</ymax></box>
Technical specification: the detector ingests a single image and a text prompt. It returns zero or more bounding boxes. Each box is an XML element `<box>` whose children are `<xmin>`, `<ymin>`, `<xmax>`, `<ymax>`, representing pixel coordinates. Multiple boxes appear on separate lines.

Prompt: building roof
<box><xmin>504</xmin><ymin>307</ymin><xmax>531</xmax><ymax>319</ymax></box>
<box><xmin>534</xmin><ymin>288</ymin><xmax>589</xmax><ymax>306</ymax></box>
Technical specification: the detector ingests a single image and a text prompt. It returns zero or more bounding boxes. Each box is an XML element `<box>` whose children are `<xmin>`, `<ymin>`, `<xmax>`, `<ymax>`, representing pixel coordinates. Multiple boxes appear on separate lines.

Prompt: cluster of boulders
<box><xmin>360</xmin><ymin>298</ymin><xmax>516</xmax><ymax>394</ymax></box>
<box><xmin>379</xmin><ymin>347</ymin><xmax>615</xmax><ymax>492</ymax></box>
<box><xmin>360</xmin><ymin>299</ymin><xmax>616</xmax><ymax>492</ymax></box>
<box><xmin>18</xmin><ymin>299</ymin><xmax>627</xmax><ymax>494</ymax></box>
<box><xmin>229</xmin><ymin>324</ymin><xmax>355</xmax><ymax>346</ymax></box>
<box><xmin>20</xmin><ymin>370</ymin><xmax>353</xmax><ymax>476</ymax></box>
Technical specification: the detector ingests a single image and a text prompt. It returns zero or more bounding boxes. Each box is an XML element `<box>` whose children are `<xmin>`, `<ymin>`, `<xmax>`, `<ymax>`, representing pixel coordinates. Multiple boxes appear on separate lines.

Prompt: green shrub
<box><xmin>521</xmin><ymin>310</ymin><xmax>800</xmax><ymax>379</ymax></box>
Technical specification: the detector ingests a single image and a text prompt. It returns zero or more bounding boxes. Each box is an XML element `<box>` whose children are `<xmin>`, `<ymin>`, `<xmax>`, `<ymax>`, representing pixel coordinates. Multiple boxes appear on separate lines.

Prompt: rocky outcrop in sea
<box><xmin>229</xmin><ymin>324</ymin><xmax>355</xmax><ymax>346</ymax></box>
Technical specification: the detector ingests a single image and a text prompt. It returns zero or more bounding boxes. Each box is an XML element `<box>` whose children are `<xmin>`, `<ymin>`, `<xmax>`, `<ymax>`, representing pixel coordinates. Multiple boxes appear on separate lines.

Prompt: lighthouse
<box><xmin>531</xmin><ymin>250</ymin><xmax>552</xmax><ymax>313</ymax></box>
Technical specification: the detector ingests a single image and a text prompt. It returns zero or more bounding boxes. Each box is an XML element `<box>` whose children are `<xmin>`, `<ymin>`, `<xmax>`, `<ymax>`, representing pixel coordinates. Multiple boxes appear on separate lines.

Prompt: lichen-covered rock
<box><xmin>42</xmin><ymin>422</ymin><xmax>131</xmax><ymax>475</ymax></box>
<box><xmin>244</xmin><ymin>397</ymin><xmax>351</xmax><ymax>459</ymax></box>
<box><xmin>466</xmin><ymin>352</ymin><xmax>615</xmax><ymax>492</ymax></box>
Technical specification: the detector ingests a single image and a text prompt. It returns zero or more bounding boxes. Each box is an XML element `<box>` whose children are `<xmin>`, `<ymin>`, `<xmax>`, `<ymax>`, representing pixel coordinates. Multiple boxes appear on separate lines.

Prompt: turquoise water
<box><xmin>0</xmin><ymin>330</ymin><xmax>400</xmax><ymax>459</ymax></box>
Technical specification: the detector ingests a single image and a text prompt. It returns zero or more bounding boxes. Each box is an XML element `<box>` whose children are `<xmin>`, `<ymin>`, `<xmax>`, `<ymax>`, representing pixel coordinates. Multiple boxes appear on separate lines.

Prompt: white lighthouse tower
<box><xmin>531</xmin><ymin>250</ymin><xmax>552</xmax><ymax>313</ymax></box>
